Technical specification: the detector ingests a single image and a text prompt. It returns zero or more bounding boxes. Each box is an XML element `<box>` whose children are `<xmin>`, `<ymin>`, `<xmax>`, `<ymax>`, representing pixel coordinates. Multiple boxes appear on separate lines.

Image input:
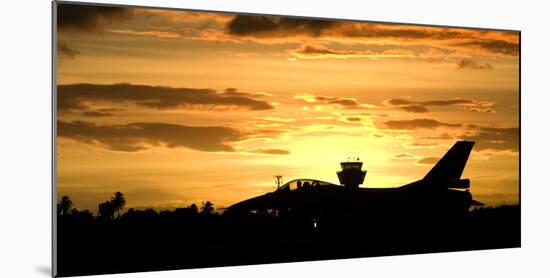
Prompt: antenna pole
<box><xmin>274</xmin><ymin>175</ymin><xmax>283</xmax><ymax>190</ymax></box>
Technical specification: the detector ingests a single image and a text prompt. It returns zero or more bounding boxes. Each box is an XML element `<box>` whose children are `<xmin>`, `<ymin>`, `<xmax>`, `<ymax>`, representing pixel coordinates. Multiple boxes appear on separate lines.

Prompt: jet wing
<box><xmin>471</xmin><ymin>199</ymin><xmax>485</xmax><ymax>206</ymax></box>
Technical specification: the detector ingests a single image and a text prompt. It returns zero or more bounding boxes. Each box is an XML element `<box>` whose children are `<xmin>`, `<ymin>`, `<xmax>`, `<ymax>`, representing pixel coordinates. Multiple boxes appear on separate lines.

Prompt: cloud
<box><xmin>225</xmin><ymin>16</ymin><xmax>518</xmax><ymax>56</ymax></box>
<box><xmin>55</xmin><ymin>6</ymin><xmax>519</xmax><ymax>60</ymax></box>
<box><xmin>399</xmin><ymin>105</ymin><xmax>429</xmax><ymax>113</ymax></box>
<box><xmin>57</xmin><ymin>83</ymin><xmax>274</xmax><ymax>113</ymax></box>
<box><xmin>457</xmin><ymin>58</ymin><xmax>493</xmax><ymax>70</ymax></box>
<box><xmin>394</xmin><ymin>152</ymin><xmax>416</xmax><ymax>159</ymax></box>
<box><xmin>222</xmin><ymin>88</ymin><xmax>272</xmax><ymax>100</ymax></box>
<box><xmin>345</xmin><ymin>116</ymin><xmax>362</xmax><ymax>122</ymax></box>
<box><xmin>387</xmin><ymin>98</ymin><xmax>479</xmax><ymax>106</ymax></box>
<box><xmin>105</xmin><ymin>28</ymin><xmax>181</xmax><ymax>38</ymax></box>
<box><xmin>227</xmin><ymin>15</ymin><xmax>337</xmax><ymax>37</ymax></box>
<box><xmin>88</xmin><ymin>9</ymin><xmax>235</xmax><ymax>42</ymax></box>
<box><xmin>338</xmin><ymin>23</ymin><xmax>471</xmax><ymax>41</ymax></box>
<box><xmin>385</xmin><ymin>97</ymin><xmax>494</xmax><ymax>113</ymax></box>
<box><xmin>57</xmin><ymin>120</ymin><xmax>245</xmax><ymax>152</ymax></box>
<box><xmin>384</xmin><ymin>119</ymin><xmax>461</xmax><ymax>130</ymax></box>
<box><xmin>243</xmin><ymin>128</ymin><xmax>284</xmax><ymax>140</ymax></box>
<box><xmin>248</xmin><ymin>148</ymin><xmax>290</xmax><ymax>155</ymax></box>
<box><xmin>462</xmin><ymin>127</ymin><xmax>519</xmax><ymax>152</ymax></box>
<box><xmin>132</xmin><ymin>9</ymin><xmax>234</xmax><ymax>26</ymax></box>
<box><xmin>422</xmin><ymin>133</ymin><xmax>457</xmax><ymax>140</ymax></box>
<box><xmin>57</xmin><ymin>41</ymin><xmax>80</xmax><ymax>60</ymax></box>
<box><xmin>82</xmin><ymin>110</ymin><xmax>114</xmax><ymax>117</ymax></box>
<box><xmin>291</xmin><ymin>44</ymin><xmax>371</xmax><ymax>59</ymax></box>
<box><xmin>454</xmin><ymin>39</ymin><xmax>519</xmax><ymax>56</ymax></box>
<box><xmin>227</xmin><ymin>16</ymin><xmax>463</xmax><ymax>41</ymax></box>
<box><xmin>342</xmin><ymin>26</ymin><xmax>518</xmax><ymax>56</ymax></box>
<box><xmin>470</xmin><ymin>107</ymin><xmax>497</xmax><ymax>113</ymax></box>
<box><xmin>404</xmin><ymin>142</ymin><xmax>439</xmax><ymax>148</ymax></box>
<box><xmin>289</xmin><ymin>44</ymin><xmax>466</xmax><ymax>61</ymax></box>
<box><xmin>289</xmin><ymin>44</ymin><xmax>412</xmax><ymax>60</ymax></box>
<box><xmin>261</xmin><ymin>116</ymin><xmax>295</xmax><ymax>123</ymax></box>
<box><xmin>57</xmin><ymin>3</ymin><xmax>134</xmax><ymax>32</ymax></box>
<box><xmin>81</xmin><ymin>108</ymin><xmax>122</xmax><ymax>117</ymax></box>
<box><xmin>294</xmin><ymin>93</ymin><xmax>373</xmax><ymax>109</ymax></box>
<box><xmin>416</xmin><ymin>157</ymin><xmax>439</xmax><ymax>165</ymax></box>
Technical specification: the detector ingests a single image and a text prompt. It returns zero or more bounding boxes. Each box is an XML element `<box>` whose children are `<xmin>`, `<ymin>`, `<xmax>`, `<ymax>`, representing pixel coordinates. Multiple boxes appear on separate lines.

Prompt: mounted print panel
<box><xmin>53</xmin><ymin>1</ymin><xmax>520</xmax><ymax>277</ymax></box>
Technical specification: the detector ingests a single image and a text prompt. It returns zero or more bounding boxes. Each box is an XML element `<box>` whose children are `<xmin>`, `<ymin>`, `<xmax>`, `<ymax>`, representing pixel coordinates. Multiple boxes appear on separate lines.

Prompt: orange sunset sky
<box><xmin>55</xmin><ymin>3</ymin><xmax>519</xmax><ymax>211</ymax></box>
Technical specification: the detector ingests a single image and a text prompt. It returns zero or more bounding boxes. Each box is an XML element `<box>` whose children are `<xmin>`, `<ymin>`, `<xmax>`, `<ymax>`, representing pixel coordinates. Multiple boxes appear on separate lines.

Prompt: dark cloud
<box><xmin>385</xmin><ymin>119</ymin><xmax>461</xmax><ymax>130</ymax></box>
<box><xmin>318</xmin><ymin>97</ymin><xmax>360</xmax><ymax>107</ymax></box>
<box><xmin>222</xmin><ymin>88</ymin><xmax>270</xmax><ymax>98</ymax></box>
<box><xmin>295</xmin><ymin>94</ymin><xmax>370</xmax><ymax>109</ymax></box>
<box><xmin>470</xmin><ymin>107</ymin><xmax>497</xmax><ymax>113</ymax></box>
<box><xmin>57</xmin><ymin>41</ymin><xmax>80</xmax><ymax>60</ymax></box>
<box><xmin>416</xmin><ymin>157</ymin><xmax>439</xmax><ymax>165</ymax></box>
<box><xmin>454</xmin><ymin>39</ymin><xmax>519</xmax><ymax>56</ymax></box>
<box><xmin>386</xmin><ymin>99</ymin><xmax>414</xmax><ymax>106</ymax></box>
<box><xmin>341</xmin><ymin>24</ymin><xmax>466</xmax><ymax>40</ymax></box>
<box><xmin>387</xmin><ymin>98</ymin><xmax>476</xmax><ymax>106</ymax></box>
<box><xmin>57</xmin><ymin>3</ymin><xmax>133</xmax><ymax>31</ymax></box>
<box><xmin>385</xmin><ymin>98</ymin><xmax>493</xmax><ymax>113</ymax></box>
<box><xmin>81</xmin><ymin>108</ymin><xmax>123</xmax><ymax>117</ymax></box>
<box><xmin>345</xmin><ymin>116</ymin><xmax>362</xmax><ymax>122</ymax></box>
<box><xmin>462</xmin><ymin>127</ymin><xmax>519</xmax><ymax>152</ymax></box>
<box><xmin>57</xmin><ymin>83</ymin><xmax>274</xmax><ymax>113</ymax></box>
<box><xmin>416</xmin><ymin>124</ymin><xmax>517</xmax><ymax>152</ymax></box>
<box><xmin>227</xmin><ymin>15</ymin><xmax>337</xmax><ymax>37</ymax></box>
<box><xmin>299</xmin><ymin>45</ymin><xmax>341</xmax><ymax>55</ymax></box>
<box><xmin>347</xmin><ymin>28</ymin><xmax>518</xmax><ymax>56</ymax></box>
<box><xmin>400</xmin><ymin>105</ymin><xmax>429</xmax><ymax>113</ymax></box>
<box><xmin>225</xmin><ymin>16</ymin><xmax>519</xmax><ymax>57</ymax></box>
<box><xmin>394</xmin><ymin>153</ymin><xmax>416</xmax><ymax>159</ymax></box>
<box><xmin>422</xmin><ymin>133</ymin><xmax>456</xmax><ymax>140</ymax></box>
<box><xmin>82</xmin><ymin>110</ymin><xmax>114</xmax><ymax>117</ymax></box>
<box><xmin>226</xmin><ymin>15</ymin><xmax>467</xmax><ymax>41</ymax></box>
<box><xmin>226</xmin><ymin>16</ymin><xmax>519</xmax><ymax>59</ymax></box>
<box><xmin>57</xmin><ymin>120</ymin><xmax>245</xmax><ymax>152</ymax></box>
<box><xmin>293</xmin><ymin>44</ymin><xmax>371</xmax><ymax>57</ymax></box>
<box><xmin>405</xmin><ymin>142</ymin><xmax>439</xmax><ymax>148</ymax></box>
<box><xmin>457</xmin><ymin>58</ymin><xmax>493</xmax><ymax>70</ymax></box>
<box><xmin>249</xmin><ymin>148</ymin><xmax>290</xmax><ymax>155</ymax></box>
<box><xmin>424</xmin><ymin>99</ymin><xmax>479</xmax><ymax>106</ymax></box>
<box><xmin>244</xmin><ymin>128</ymin><xmax>284</xmax><ymax>140</ymax></box>
<box><xmin>289</xmin><ymin>44</ymin><xmax>394</xmax><ymax>60</ymax></box>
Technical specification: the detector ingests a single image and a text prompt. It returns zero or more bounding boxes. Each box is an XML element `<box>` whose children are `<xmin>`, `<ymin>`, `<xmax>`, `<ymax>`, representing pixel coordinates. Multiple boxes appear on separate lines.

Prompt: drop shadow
<box><xmin>35</xmin><ymin>265</ymin><xmax>51</xmax><ymax>277</ymax></box>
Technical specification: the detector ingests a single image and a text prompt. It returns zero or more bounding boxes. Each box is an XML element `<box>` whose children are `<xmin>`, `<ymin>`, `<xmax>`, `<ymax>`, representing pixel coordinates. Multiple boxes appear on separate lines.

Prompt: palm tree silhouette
<box><xmin>189</xmin><ymin>204</ymin><xmax>198</xmax><ymax>215</ymax></box>
<box><xmin>110</xmin><ymin>192</ymin><xmax>126</xmax><ymax>219</ymax></box>
<box><xmin>200</xmin><ymin>201</ymin><xmax>214</xmax><ymax>215</ymax></box>
<box><xmin>98</xmin><ymin>201</ymin><xmax>115</xmax><ymax>220</ymax></box>
<box><xmin>58</xmin><ymin>195</ymin><xmax>73</xmax><ymax>216</ymax></box>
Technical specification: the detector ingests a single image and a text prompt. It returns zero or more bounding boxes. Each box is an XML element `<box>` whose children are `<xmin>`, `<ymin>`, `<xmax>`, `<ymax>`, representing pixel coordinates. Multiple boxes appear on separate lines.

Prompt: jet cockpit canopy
<box><xmin>277</xmin><ymin>179</ymin><xmax>337</xmax><ymax>192</ymax></box>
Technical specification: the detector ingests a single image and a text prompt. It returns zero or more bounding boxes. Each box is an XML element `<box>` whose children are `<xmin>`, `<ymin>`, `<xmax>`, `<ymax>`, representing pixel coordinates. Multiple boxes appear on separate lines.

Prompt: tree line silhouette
<box><xmin>57</xmin><ymin>192</ymin><xmax>217</xmax><ymax>222</ymax></box>
<box><xmin>56</xmin><ymin>192</ymin><xmax>520</xmax><ymax>277</ymax></box>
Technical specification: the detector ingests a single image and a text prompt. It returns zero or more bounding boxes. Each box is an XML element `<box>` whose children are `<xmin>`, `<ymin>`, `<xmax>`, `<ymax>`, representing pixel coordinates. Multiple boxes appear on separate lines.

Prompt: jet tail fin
<box><xmin>423</xmin><ymin>141</ymin><xmax>475</xmax><ymax>183</ymax></box>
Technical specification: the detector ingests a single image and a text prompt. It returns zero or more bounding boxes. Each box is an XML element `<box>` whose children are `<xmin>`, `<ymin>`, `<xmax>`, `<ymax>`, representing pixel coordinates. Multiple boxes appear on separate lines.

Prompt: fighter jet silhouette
<box><xmin>228</xmin><ymin>141</ymin><xmax>483</xmax><ymax>215</ymax></box>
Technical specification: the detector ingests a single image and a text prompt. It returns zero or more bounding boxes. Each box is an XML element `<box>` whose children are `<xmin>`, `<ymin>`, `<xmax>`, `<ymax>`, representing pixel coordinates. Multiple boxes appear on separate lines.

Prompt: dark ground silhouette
<box><xmin>55</xmin><ymin>193</ymin><xmax>520</xmax><ymax>277</ymax></box>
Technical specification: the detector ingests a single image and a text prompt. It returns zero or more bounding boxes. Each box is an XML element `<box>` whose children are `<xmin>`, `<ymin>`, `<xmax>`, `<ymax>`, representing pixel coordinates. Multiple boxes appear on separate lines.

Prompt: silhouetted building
<box><xmin>337</xmin><ymin>159</ymin><xmax>367</xmax><ymax>188</ymax></box>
